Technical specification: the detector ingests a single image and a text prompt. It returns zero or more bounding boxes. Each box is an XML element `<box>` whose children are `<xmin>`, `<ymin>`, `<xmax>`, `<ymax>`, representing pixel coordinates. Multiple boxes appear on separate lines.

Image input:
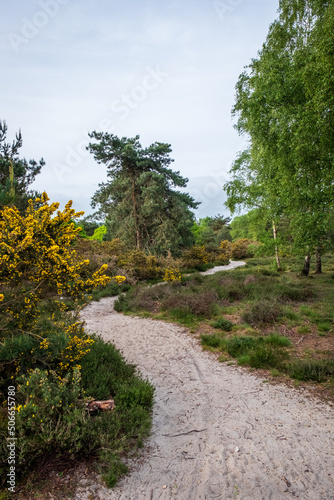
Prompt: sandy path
<box><xmin>76</xmin><ymin>267</ymin><xmax>334</xmax><ymax>500</ymax></box>
<box><xmin>199</xmin><ymin>260</ymin><xmax>246</xmax><ymax>275</ymax></box>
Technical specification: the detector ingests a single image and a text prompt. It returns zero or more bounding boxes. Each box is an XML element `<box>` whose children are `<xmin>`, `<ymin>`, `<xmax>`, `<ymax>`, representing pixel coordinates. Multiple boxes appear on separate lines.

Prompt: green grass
<box><xmin>201</xmin><ymin>334</ymin><xmax>225</xmax><ymax>349</ymax></box>
<box><xmin>91</xmin><ymin>282</ymin><xmax>131</xmax><ymax>301</ymax></box>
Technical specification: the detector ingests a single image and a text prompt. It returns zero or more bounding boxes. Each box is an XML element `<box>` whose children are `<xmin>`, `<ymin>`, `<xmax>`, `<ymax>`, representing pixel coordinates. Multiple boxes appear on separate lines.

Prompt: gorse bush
<box><xmin>181</xmin><ymin>245</ymin><xmax>208</xmax><ymax>270</ymax></box>
<box><xmin>0</xmin><ymin>193</ymin><xmax>113</xmax><ymax>388</ymax></box>
<box><xmin>117</xmin><ymin>249</ymin><xmax>163</xmax><ymax>280</ymax></box>
<box><xmin>0</xmin><ymin>195</ymin><xmax>151</xmax><ymax>493</ymax></box>
<box><xmin>0</xmin><ymin>337</ymin><xmax>154</xmax><ymax>488</ymax></box>
<box><xmin>230</xmin><ymin>239</ymin><xmax>256</xmax><ymax>259</ymax></box>
<box><xmin>163</xmin><ymin>267</ymin><xmax>182</xmax><ymax>282</ymax></box>
<box><xmin>219</xmin><ymin>240</ymin><xmax>232</xmax><ymax>261</ymax></box>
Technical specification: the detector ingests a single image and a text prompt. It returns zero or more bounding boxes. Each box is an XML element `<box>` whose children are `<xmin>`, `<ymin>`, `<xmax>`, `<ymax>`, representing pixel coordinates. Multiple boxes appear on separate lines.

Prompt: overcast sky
<box><xmin>1</xmin><ymin>0</ymin><xmax>279</xmax><ymax>219</ymax></box>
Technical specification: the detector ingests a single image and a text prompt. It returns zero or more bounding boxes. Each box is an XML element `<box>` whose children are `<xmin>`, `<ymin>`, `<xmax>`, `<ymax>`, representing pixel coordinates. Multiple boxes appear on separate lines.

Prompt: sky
<box><xmin>1</xmin><ymin>0</ymin><xmax>279</xmax><ymax>220</ymax></box>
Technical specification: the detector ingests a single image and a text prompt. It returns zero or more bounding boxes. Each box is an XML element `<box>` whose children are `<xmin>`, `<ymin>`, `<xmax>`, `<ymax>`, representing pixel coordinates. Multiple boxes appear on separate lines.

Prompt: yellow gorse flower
<box><xmin>163</xmin><ymin>268</ymin><xmax>182</xmax><ymax>283</ymax></box>
<box><xmin>112</xmin><ymin>275</ymin><xmax>126</xmax><ymax>283</ymax></box>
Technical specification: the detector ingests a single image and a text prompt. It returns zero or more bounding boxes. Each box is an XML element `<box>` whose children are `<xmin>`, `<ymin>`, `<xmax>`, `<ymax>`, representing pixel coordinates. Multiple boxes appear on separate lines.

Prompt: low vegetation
<box><xmin>115</xmin><ymin>255</ymin><xmax>334</xmax><ymax>396</ymax></box>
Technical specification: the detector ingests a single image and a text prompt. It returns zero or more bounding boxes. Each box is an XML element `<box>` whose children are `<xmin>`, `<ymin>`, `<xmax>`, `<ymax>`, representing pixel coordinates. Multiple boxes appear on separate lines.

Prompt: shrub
<box><xmin>15</xmin><ymin>369</ymin><xmax>86</xmax><ymax>463</ymax></box>
<box><xmin>275</xmin><ymin>284</ymin><xmax>315</xmax><ymax>302</ymax></box>
<box><xmin>163</xmin><ymin>267</ymin><xmax>182</xmax><ymax>283</ymax></box>
<box><xmin>242</xmin><ymin>299</ymin><xmax>283</xmax><ymax>326</ymax></box>
<box><xmin>0</xmin><ymin>194</ymin><xmax>115</xmax><ymax>388</ymax></box>
<box><xmin>212</xmin><ymin>317</ymin><xmax>234</xmax><ymax>331</ymax></box>
<box><xmin>288</xmin><ymin>358</ymin><xmax>334</xmax><ymax>382</ymax></box>
<box><xmin>0</xmin><ymin>337</ymin><xmax>154</xmax><ymax>488</ymax></box>
<box><xmin>265</xmin><ymin>333</ymin><xmax>292</xmax><ymax>347</ymax></box>
<box><xmin>224</xmin><ymin>334</ymin><xmax>291</xmax><ymax>370</ymax></box>
<box><xmin>204</xmin><ymin>242</ymin><xmax>230</xmax><ymax>264</ymax></box>
<box><xmin>225</xmin><ymin>336</ymin><xmax>257</xmax><ymax>357</ymax></box>
<box><xmin>201</xmin><ymin>334</ymin><xmax>225</xmax><ymax>349</ymax></box>
<box><xmin>247</xmin><ymin>343</ymin><xmax>290</xmax><ymax>370</ymax></box>
<box><xmin>117</xmin><ymin>250</ymin><xmax>163</xmax><ymax>280</ymax></box>
<box><xmin>181</xmin><ymin>246</ymin><xmax>209</xmax><ymax>270</ymax></box>
<box><xmin>231</xmin><ymin>239</ymin><xmax>256</xmax><ymax>259</ymax></box>
<box><xmin>162</xmin><ymin>289</ymin><xmax>218</xmax><ymax>318</ymax></box>
<box><xmin>219</xmin><ymin>240</ymin><xmax>232</xmax><ymax>261</ymax></box>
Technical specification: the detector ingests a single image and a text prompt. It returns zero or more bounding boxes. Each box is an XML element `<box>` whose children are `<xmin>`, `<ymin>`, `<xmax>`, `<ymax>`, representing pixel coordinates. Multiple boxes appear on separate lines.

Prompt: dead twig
<box><xmin>163</xmin><ymin>428</ymin><xmax>207</xmax><ymax>437</ymax></box>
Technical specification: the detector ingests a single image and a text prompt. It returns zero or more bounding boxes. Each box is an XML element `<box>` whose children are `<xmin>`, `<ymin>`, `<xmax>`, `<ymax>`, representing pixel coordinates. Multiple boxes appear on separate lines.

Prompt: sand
<box><xmin>75</xmin><ymin>263</ymin><xmax>334</xmax><ymax>500</ymax></box>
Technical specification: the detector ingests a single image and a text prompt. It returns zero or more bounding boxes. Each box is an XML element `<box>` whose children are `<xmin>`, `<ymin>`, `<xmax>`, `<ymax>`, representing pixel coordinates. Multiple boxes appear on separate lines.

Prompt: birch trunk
<box><xmin>315</xmin><ymin>247</ymin><xmax>322</xmax><ymax>274</ymax></box>
<box><xmin>272</xmin><ymin>220</ymin><xmax>281</xmax><ymax>271</ymax></box>
<box><xmin>301</xmin><ymin>254</ymin><xmax>311</xmax><ymax>276</ymax></box>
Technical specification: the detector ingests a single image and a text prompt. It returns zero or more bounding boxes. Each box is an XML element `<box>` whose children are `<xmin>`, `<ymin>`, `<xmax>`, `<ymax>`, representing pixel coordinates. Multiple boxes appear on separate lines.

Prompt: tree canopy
<box><xmin>0</xmin><ymin>120</ymin><xmax>45</xmax><ymax>212</ymax></box>
<box><xmin>191</xmin><ymin>215</ymin><xmax>231</xmax><ymax>247</ymax></box>
<box><xmin>88</xmin><ymin>132</ymin><xmax>199</xmax><ymax>255</ymax></box>
<box><xmin>225</xmin><ymin>0</ymin><xmax>334</xmax><ymax>273</ymax></box>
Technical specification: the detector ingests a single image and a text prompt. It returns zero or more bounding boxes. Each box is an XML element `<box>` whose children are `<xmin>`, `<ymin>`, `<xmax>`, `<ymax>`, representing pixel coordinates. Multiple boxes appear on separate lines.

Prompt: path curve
<box><xmin>76</xmin><ymin>265</ymin><xmax>334</xmax><ymax>500</ymax></box>
<box><xmin>199</xmin><ymin>260</ymin><xmax>246</xmax><ymax>275</ymax></box>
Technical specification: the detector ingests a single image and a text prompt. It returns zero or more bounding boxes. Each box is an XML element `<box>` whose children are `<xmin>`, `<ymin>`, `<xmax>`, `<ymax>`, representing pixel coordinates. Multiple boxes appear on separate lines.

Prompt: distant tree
<box><xmin>87</xmin><ymin>132</ymin><xmax>198</xmax><ymax>255</ymax></box>
<box><xmin>76</xmin><ymin>218</ymin><xmax>100</xmax><ymax>237</ymax></box>
<box><xmin>191</xmin><ymin>215</ymin><xmax>231</xmax><ymax>247</ymax></box>
<box><xmin>0</xmin><ymin>121</ymin><xmax>45</xmax><ymax>211</ymax></box>
<box><xmin>231</xmin><ymin>210</ymin><xmax>270</xmax><ymax>242</ymax></box>
<box><xmin>89</xmin><ymin>225</ymin><xmax>107</xmax><ymax>241</ymax></box>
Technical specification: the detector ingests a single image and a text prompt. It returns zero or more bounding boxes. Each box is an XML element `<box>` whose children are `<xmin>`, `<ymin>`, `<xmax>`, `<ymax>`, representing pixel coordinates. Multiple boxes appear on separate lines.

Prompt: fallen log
<box><xmin>85</xmin><ymin>399</ymin><xmax>115</xmax><ymax>412</ymax></box>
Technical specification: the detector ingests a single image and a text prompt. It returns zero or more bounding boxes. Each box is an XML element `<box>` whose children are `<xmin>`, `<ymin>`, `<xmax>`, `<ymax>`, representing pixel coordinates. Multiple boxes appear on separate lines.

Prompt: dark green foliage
<box><xmin>114</xmin><ymin>294</ymin><xmax>130</xmax><ymax>312</ymax></box>
<box><xmin>247</xmin><ymin>343</ymin><xmax>290</xmax><ymax>370</ymax></box>
<box><xmin>275</xmin><ymin>284</ymin><xmax>315</xmax><ymax>302</ymax></box>
<box><xmin>261</xmin><ymin>269</ymin><xmax>279</xmax><ymax>277</ymax></box>
<box><xmin>0</xmin><ymin>120</ymin><xmax>44</xmax><ymax>212</ymax></box>
<box><xmin>88</xmin><ymin>132</ymin><xmax>198</xmax><ymax>255</ymax></box>
<box><xmin>265</xmin><ymin>333</ymin><xmax>292</xmax><ymax>347</ymax></box>
<box><xmin>103</xmin><ymin>460</ymin><xmax>129</xmax><ymax>488</ymax></box>
<box><xmin>212</xmin><ymin>317</ymin><xmax>233</xmax><ymax>331</ymax></box>
<box><xmin>78</xmin><ymin>218</ymin><xmax>100</xmax><ymax>237</ymax></box>
<box><xmin>225</xmin><ymin>336</ymin><xmax>257</xmax><ymax>357</ymax></box>
<box><xmin>191</xmin><ymin>215</ymin><xmax>232</xmax><ymax>247</ymax></box>
<box><xmin>288</xmin><ymin>359</ymin><xmax>334</xmax><ymax>383</ymax></box>
<box><xmin>224</xmin><ymin>334</ymin><xmax>291</xmax><ymax>369</ymax></box>
<box><xmin>201</xmin><ymin>334</ymin><xmax>225</xmax><ymax>349</ymax></box>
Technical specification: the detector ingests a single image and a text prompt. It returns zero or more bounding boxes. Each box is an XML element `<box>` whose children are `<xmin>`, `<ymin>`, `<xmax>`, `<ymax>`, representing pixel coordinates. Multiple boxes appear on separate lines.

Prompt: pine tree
<box><xmin>88</xmin><ymin>132</ymin><xmax>198</xmax><ymax>254</ymax></box>
<box><xmin>0</xmin><ymin>121</ymin><xmax>45</xmax><ymax>211</ymax></box>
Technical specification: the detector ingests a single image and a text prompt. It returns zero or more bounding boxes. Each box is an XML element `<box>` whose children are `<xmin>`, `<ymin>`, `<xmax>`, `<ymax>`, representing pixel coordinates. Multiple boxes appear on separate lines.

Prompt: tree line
<box><xmin>1</xmin><ymin>1</ymin><xmax>334</xmax><ymax>270</ymax></box>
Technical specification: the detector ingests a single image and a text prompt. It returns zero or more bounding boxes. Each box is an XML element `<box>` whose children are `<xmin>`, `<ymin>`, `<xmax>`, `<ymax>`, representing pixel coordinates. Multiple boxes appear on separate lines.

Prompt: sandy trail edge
<box><xmin>76</xmin><ymin>265</ymin><xmax>334</xmax><ymax>500</ymax></box>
